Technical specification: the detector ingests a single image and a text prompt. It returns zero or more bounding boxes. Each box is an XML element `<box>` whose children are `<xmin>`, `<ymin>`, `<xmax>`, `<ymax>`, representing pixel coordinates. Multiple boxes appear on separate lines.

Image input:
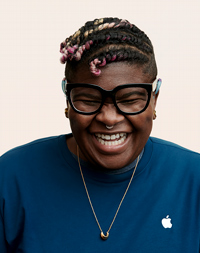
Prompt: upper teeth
<box><xmin>95</xmin><ymin>133</ymin><xmax>126</xmax><ymax>140</ymax></box>
<box><xmin>95</xmin><ymin>133</ymin><xmax>127</xmax><ymax>146</ymax></box>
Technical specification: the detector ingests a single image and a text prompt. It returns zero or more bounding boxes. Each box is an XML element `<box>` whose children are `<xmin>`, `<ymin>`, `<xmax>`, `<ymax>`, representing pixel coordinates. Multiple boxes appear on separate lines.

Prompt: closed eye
<box><xmin>72</xmin><ymin>92</ymin><xmax>101</xmax><ymax>101</ymax></box>
<box><xmin>76</xmin><ymin>100</ymin><xmax>101</xmax><ymax>105</ymax></box>
<box><xmin>116</xmin><ymin>90</ymin><xmax>147</xmax><ymax>100</ymax></box>
<box><xmin>117</xmin><ymin>99</ymin><xmax>143</xmax><ymax>105</ymax></box>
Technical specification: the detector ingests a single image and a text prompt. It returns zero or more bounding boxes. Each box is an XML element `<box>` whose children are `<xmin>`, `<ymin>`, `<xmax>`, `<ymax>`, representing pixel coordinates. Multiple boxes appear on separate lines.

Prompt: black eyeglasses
<box><xmin>65</xmin><ymin>83</ymin><xmax>153</xmax><ymax>115</ymax></box>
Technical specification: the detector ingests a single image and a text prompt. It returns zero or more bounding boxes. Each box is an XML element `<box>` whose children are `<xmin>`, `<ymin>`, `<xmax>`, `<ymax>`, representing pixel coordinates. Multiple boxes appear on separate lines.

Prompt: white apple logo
<box><xmin>161</xmin><ymin>215</ymin><xmax>172</xmax><ymax>228</ymax></box>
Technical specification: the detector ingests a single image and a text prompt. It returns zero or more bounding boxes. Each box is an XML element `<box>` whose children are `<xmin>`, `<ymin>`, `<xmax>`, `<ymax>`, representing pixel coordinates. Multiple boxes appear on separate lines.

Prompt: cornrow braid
<box><xmin>60</xmin><ymin>17</ymin><xmax>157</xmax><ymax>79</ymax></box>
<box><xmin>61</xmin><ymin>18</ymin><xmax>133</xmax><ymax>49</ymax></box>
<box><xmin>89</xmin><ymin>48</ymin><xmax>149</xmax><ymax>76</ymax></box>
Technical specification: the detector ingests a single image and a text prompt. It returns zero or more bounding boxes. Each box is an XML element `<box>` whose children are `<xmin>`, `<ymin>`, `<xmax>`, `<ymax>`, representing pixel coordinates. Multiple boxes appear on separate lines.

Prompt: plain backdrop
<box><xmin>0</xmin><ymin>0</ymin><xmax>200</xmax><ymax>156</ymax></box>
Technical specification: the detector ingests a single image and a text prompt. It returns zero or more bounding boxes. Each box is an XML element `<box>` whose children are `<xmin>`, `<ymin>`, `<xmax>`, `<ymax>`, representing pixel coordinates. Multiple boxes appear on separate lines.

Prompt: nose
<box><xmin>95</xmin><ymin>102</ymin><xmax>125</xmax><ymax>126</ymax></box>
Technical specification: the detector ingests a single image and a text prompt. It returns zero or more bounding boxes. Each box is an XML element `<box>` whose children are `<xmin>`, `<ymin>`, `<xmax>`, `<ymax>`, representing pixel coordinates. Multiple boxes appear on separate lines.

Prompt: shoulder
<box><xmin>1</xmin><ymin>136</ymin><xmax>60</xmax><ymax>159</ymax></box>
<box><xmin>150</xmin><ymin>136</ymin><xmax>199</xmax><ymax>154</ymax></box>
<box><xmin>0</xmin><ymin>135</ymin><xmax>71</xmax><ymax>173</ymax></box>
<box><xmin>149</xmin><ymin>136</ymin><xmax>200</xmax><ymax>169</ymax></box>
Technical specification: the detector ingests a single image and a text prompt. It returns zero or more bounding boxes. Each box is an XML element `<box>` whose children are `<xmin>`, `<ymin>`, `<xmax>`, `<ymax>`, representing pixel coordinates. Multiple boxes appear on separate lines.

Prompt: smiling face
<box><xmin>66</xmin><ymin>62</ymin><xmax>158</xmax><ymax>169</ymax></box>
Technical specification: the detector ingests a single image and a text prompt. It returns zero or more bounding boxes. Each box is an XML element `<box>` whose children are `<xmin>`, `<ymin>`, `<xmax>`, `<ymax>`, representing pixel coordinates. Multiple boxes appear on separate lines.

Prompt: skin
<box><xmin>66</xmin><ymin>62</ymin><xmax>159</xmax><ymax>170</ymax></box>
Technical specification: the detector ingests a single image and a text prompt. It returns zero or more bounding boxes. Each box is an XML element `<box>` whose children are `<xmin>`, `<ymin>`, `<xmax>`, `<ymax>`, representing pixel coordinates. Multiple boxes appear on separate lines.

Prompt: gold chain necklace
<box><xmin>77</xmin><ymin>146</ymin><xmax>139</xmax><ymax>240</ymax></box>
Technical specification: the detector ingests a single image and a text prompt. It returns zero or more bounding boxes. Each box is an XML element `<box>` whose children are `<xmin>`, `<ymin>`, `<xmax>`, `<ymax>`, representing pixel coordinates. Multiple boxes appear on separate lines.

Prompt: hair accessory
<box><xmin>152</xmin><ymin>78</ymin><xmax>162</xmax><ymax>94</ymax></box>
<box><xmin>62</xmin><ymin>79</ymin><xmax>67</xmax><ymax>94</ymax></box>
<box><xmin>77</xmin><ymin>145</ymin><xmax>140</xmax><ymax>240</ymax></box>
<box><xmin>65</xmin><ymin>108</ymin><xmax>68</xmax><ymax>118</ymax></box>
<box><xmin>106</xmin><ymin>125</ymin><xmax>114</xmax><ymax>130</ymax></box>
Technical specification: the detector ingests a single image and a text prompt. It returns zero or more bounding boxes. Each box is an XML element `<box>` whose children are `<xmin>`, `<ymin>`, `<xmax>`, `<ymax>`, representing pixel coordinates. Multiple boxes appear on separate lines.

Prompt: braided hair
<box><xmin>60</xmin><ymin>17</ymin><xmax>157</xmax><ymax>80</ymax></box>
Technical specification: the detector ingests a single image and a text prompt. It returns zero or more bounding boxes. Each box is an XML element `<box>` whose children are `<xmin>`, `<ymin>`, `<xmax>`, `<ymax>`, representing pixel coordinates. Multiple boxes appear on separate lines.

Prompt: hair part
<box><xmin>60</xmin><ymin>17</ymin><xmax>157</xmax><ymax>80</ymax></box>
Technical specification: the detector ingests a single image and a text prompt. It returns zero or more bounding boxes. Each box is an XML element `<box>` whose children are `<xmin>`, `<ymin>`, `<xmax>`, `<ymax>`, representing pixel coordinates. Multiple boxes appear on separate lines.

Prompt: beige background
<box><xmin>0</xmin><ymin>0</ymin><xmax>200</xmax><ymax>156</ymax></box>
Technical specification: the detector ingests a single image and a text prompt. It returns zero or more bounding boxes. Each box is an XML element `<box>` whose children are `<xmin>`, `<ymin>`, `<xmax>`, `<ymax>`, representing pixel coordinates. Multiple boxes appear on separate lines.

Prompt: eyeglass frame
<box><xmin>65</xmin><ymin>80</ymin><xmax>159</xmax><ymax>115</ymax></box>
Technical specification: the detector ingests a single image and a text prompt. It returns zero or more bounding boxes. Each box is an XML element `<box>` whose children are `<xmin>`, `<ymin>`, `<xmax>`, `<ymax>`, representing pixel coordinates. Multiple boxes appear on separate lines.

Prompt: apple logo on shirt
<box><xmin>161</xmin><ymin>215</ymin><xmax>172</xmax><ymax>229</ymax></box>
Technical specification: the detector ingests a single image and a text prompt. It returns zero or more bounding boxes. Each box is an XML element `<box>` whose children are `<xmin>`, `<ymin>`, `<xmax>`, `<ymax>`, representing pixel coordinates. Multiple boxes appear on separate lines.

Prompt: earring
<box><xmin>153</xmin><ymin>110</ymin><xmax>157</xmax><ymax>120</ymax></box>
<box><xmin>65</xmin><ymin>108</ymin><xmax>68</xmax><ymax>118</ymax></box>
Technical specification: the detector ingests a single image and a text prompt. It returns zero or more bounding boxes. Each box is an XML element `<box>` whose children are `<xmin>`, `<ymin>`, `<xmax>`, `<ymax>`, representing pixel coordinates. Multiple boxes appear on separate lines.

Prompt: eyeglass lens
<box><xmin>70</xmin><ymin>86</ymin><xmax>148</xmax><ymax>114</ymax></box>
<box><xmin>116</xmin><ymin>87</ymin><xmax>148</xmax><ymax>113</ymax></box>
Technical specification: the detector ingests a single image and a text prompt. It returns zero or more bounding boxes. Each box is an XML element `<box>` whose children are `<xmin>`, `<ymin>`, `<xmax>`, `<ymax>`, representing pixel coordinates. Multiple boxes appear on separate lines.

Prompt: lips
<box><xmin>95</xmin><ymin>133</ymin><xmax>127</xmax><ymax>146</ymax></box>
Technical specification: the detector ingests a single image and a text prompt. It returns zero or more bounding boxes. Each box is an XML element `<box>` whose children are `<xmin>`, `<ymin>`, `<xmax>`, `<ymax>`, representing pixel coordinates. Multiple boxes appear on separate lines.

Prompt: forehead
<box><xmin>70</xmin><ymin>62</ymin><xmax>152</xmax><ymax>90</ymax></box>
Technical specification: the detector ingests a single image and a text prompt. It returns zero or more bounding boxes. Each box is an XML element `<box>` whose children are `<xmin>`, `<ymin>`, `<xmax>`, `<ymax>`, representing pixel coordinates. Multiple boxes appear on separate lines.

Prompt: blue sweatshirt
<box><xmin>0</xmin><ymin>134</ymin><xmax>200</xmax><ymax>252</ymax></box>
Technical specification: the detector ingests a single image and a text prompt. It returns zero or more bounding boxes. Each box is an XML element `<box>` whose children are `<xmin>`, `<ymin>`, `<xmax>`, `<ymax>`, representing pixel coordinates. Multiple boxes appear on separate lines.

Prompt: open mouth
<box><xmin>95</xmin><ymin>133</ymin><xmax>127</xmax><ymax>146</ymax></box>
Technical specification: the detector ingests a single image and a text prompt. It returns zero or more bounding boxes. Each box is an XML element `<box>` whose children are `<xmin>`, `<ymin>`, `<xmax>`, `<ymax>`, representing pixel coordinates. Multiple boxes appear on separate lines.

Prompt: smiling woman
<box><xmin>0</xmin><ymin>17</ymin><xmax>200</xmax><ymax>252</ymax></box>
<box><xmin>66</xmin><ymin>63</ymin><xmax>157</xmax><ymax>169</ymax></box>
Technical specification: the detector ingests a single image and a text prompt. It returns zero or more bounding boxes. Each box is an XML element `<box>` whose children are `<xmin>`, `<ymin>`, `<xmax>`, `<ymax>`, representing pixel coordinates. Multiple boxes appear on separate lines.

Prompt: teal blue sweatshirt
<box><xmin>0</xmin><ymin>134</ymin><xmax>200</xmax><ymax>252</ymax></box>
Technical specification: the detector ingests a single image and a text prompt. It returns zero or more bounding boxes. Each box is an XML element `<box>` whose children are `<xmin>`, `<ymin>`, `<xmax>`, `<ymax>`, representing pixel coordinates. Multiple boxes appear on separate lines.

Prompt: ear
<box><xmin>152</xmin><ymin>91</ymin><xmax>159</xmax><ymax>120</ymax></box>
<box><xmin>65</xmin><ymin>107</ymin><xmax>69</xmax><ymax>118</ymax></box>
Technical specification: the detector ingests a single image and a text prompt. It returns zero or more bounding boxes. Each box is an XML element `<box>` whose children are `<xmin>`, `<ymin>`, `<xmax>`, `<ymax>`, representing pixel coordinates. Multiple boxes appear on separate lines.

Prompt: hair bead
<box><xmin>111</xmin><ymin>55</ymin><xmax>117</xmax><ymax>61</ymax></box>
<box><xmin>60</xmin><ymin>55</ymin><xmax>66</xmax><ymax>64</ymax></box>
<box><xmin>99</xmin><ymin>58</ymin><xmax>106</xmax><ymax>67</ymax></box>
<box><xmin>94</xmin><ymin>18</ymin><xmax>104</xmax><ymax>25</ymax></box>
<box><xmin>108</xmin><ymin>22</ymin><xmax>115</xmax><ymax>28</ymax></box>
<box><xmin>84</xmin><ymin>31</ymin><xmax>89</xmax><ymax>37</ymax></box>
<box><xmin>75</xmin><ymin>51</ymin><xmax>81</xmax><ymax>61</ymax></box>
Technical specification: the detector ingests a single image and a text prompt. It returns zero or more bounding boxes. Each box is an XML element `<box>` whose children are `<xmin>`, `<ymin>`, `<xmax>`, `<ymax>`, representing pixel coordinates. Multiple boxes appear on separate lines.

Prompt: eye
<box><xmin>70</xmin><ymin>87</ymin><xmax>103</xmax><ymax>112</ymax></box>
<box><xmin>75</xmin><ymin>99</ymin><xmax>101</xmax><ymax>106</ymax></box>
<box><xmin>116</xmin><ymin>87</ymin><xmax>148</xmax><ymax>113</ymax></box>
<box><xmin>118</xmin><ymin>98</ymin><xmax>141</xmax><ymax>105</ymax></box>
<box><xmin>116</xmin><ymin>88</ymin><xmax>148</xmax><ymax>102</ymax></box>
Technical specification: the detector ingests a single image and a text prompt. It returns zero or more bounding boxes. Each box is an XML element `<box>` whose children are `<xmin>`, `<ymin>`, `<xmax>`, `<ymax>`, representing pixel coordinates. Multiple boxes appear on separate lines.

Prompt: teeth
<box><xmin>105</xmin><ymin>135</ymin><xmax>110</xmax><ymax>140</ymax></box>
<box><xmin>95</xmin><ymin>133</ymin><xmax>127</xmax><ymax>146</ymax></box>
<box><xmin>96</xmin><ymin>133</ymin><xmax>126</xmax><ymax>140</ymax></box>
<box><xmin>110</xmin><ymin>135</ymin><xmax>115</xmax><ymax>140</ymax></box>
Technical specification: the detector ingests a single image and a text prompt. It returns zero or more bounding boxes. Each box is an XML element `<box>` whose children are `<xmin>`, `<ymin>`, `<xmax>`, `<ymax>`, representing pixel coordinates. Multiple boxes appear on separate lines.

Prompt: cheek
<box><xmin>127</xmin><ymin>108</ymin><xmax>153</xmax><ymax>133</ymax></box>
<box><xmin>68</xmin><ymin>107</ymin><xmax>93</xmax><ymax>133</ymax></box>
<box><xmin>141</xmin><ymin>109</ymin><xmax>154</xmax><ymax>136</ymax></box>
<box><xmin>143</xmin><ymin>98</ymin><xmax>155</xmax><ymax>124</ymax></box>
<box><xmin>142</xmin><ymin>108</ymin><xmax>154</xmax><ymax>130</ymax></box>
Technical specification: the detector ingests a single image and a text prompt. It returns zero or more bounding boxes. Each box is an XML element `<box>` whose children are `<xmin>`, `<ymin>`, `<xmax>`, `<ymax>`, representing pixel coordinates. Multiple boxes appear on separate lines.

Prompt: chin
<box><xmin>91</xmin><ymin>153</ymin><xmax>134</xmax><ymax>170</ymax></box>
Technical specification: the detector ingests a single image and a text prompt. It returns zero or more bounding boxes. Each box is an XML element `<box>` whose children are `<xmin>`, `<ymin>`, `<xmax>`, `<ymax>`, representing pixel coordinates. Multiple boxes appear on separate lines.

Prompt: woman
<box><xmin>0</xmin><ymin>17</ymin><xmax>200</xmax><ymax>252</ymax></box>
